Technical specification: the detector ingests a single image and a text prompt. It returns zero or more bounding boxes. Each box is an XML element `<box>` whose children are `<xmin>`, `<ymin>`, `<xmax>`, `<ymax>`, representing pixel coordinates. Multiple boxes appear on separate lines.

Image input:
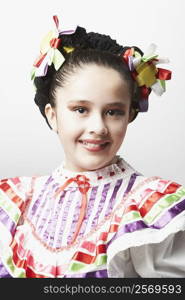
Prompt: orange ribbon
<box><xmin>54</xmin><ymin>175</ymin><xmax>90</xmax><ymax>243</ymax></box>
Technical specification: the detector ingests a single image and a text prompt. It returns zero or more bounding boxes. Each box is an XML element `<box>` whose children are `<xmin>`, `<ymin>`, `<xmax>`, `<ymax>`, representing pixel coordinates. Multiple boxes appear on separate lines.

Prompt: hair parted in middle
<box><xmin>33</xmin><ymin>24</ymin><xmax>143</xmax><ymax>128</ymax></box>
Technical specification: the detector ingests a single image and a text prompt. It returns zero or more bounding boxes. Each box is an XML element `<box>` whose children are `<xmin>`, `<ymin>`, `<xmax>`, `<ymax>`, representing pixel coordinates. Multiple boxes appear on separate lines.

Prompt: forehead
<box><xmin>55</xmin><ymin>64</ymin><xmax>131</xmax><ymax>105</ymax></box>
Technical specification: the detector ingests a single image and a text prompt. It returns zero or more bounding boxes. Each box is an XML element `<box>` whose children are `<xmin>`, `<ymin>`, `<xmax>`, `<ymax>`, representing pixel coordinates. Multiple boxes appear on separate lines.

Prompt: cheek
<box><xmin>110</xmin><ymin>121</ymin><xmax>128</xmax><ymax>144</ymax></box>
<box><xmin>57</xmin><ymin>115</ymin><xmax>82</xmax><ymax>140</ymax></box>
<box><xmin>110</xmin><ymin>119</ymin><xmax>128</xmax><ymax>134</ymax></box>
<box><xmin>57</xmin><ymin>113</ymin><xmax>70</xmax><ymax>130</ymax></box>
<box><xmin>114</xmin><ymin>130</ymin><xmax>127</xmax><ymax>142</ymax></box>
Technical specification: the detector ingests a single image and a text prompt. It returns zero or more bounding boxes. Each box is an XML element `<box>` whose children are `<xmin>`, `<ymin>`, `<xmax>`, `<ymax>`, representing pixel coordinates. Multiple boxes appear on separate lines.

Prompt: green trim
<box><xmin>144</xmin><ymin>187</ymin><xmax>185</xmax><ymax>224</ymax></box>
<box><xmin>2</xmin><ymin>248</ymin><xmax>26</xmax><ymax>278</ymax></box>
<box><xmin>0</xmin><ymin>192</ymin><xmax>20</xmax><ymax>223</ymax></box>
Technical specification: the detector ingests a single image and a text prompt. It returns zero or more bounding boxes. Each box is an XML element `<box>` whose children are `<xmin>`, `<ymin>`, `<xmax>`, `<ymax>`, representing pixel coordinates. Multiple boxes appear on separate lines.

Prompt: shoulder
<box><xmin>129</xmin><ymin>176</ymin><xmax>185</xmax><ymax>233</ymax></box>
<box><xmin>107</xmin><ymin>176</ymin><xmax>185</xmax><ymax>276</ymax></box>
<box><xmin>132</xmin><ymin>176</ymin><xmax>184</xmax><ymax>205</ymax></box>
<box><xmin>0</xmin><ymin>176</ymin><xmax>32</xmax><ymax>205</ymax></box>
<box><xmin>0</xmin><ymin>174</ymin><xmax>49</xmax><ymax>233</ymax></box>
<box><xmin>116</xmin><ymin>175</ymin><xmax>185</xmax><ymax>235</ymax></box>
<box><xmin>0</xmin><ymin>174</ymin><xmax>53</xmax><ymax>211</ymax></box>
<box><xmin>0</xmin><ymin>174</ymin><xmax>52</xmax><ymax>256</ymax></box>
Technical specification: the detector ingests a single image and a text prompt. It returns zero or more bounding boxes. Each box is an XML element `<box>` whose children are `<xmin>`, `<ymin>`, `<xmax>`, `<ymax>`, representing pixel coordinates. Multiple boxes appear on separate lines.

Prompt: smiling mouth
<box><xmin>79</xmin><ymin>140</ymin><xmax>110</xmax><ymax>151</ymax></box>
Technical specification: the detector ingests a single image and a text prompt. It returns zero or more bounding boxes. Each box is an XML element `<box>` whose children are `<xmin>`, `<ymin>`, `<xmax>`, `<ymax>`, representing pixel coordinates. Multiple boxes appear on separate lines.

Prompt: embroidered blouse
<box><xmin>0</xmin><ymin>155</ymin><xmax>185</xmax><ymax>278</ymax></box>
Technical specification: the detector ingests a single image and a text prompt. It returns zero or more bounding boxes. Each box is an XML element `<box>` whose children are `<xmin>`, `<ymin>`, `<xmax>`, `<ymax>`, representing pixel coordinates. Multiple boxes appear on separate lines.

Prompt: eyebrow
<box><xmin>67</xmin><ymin>100</ymin><xmax>127</xmax><ymax>107</ymax></box>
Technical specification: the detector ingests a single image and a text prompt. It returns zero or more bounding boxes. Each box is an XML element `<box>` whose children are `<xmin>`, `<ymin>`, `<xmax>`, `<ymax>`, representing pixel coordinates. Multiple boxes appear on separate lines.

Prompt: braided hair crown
<box><xmin>68</xmin><ymin>26</ymin><xmax>125</xmax><ymax>53</ymax></box>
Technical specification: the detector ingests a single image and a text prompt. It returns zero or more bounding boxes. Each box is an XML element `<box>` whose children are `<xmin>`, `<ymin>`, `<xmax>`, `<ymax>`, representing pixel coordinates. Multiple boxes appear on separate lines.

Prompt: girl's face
<box><xmin>45</xmin><ymin>64</ymin><xmax>133</xmax><ymax>172</ymax></box>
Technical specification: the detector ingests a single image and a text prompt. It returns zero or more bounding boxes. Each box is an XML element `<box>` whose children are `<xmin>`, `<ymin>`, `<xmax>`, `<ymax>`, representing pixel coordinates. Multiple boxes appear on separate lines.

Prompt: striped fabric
<box><xmin>0</xmin><ymin>157</ymin><xmax>185</xmax><ymax>278</ymax></box>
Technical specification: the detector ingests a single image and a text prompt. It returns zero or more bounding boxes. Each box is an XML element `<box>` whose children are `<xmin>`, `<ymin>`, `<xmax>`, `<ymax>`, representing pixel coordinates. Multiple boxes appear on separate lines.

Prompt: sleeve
<box><xmin>106</xmin><ymin>177</ymin><xmax>185</xmax><ymax>278</ymax></box>
<box><xmin>0</xmin><ymin>176</ymin><xmax>33</xmax><ymax>277</ymax></box>
<box><xmin>130</xmin><ymin>230</ymin><xmax>185</xmax><ymax>277</ymax></box>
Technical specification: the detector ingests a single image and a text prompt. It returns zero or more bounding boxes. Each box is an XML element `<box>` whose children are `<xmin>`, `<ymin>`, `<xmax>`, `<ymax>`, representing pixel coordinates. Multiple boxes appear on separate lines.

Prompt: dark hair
<box><xmin>34</xmin><ymin>26</ymin><xmax>143</xmax><ymax>128</ymax></box>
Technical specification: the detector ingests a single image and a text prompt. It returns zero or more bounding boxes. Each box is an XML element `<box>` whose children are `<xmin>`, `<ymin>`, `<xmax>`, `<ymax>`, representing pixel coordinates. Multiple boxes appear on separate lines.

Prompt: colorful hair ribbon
<box><xmin>122</xmin><ymin>44</ymin><xmax>172</xmax><ymax>112</ymax></box>
<box><xmin>31</xmin><ymin>15</ymin><xmax>77</xmax><ymax>80</ymax></box>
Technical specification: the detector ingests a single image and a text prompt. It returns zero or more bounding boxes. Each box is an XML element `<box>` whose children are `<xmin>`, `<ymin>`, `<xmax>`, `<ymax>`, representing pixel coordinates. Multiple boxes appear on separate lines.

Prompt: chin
<box><xmin>82</xmin><ymin>159</ymin><xmax>113</xmax><ymax>171</ymax></box>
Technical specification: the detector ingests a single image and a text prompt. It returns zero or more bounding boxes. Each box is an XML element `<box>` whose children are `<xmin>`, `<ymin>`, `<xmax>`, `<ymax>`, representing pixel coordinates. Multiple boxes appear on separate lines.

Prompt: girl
<box><xmin>0</xmin><ymin>15</ymin><xmax>185</xmax><ymax>278</ymax></box>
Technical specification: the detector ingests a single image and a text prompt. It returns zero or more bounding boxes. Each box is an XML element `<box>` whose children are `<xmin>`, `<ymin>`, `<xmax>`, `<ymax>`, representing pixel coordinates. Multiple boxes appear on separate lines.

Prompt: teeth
<box><xmin>84</xmin><ymin>142</ymin><xmax>102</xmax><ymax>147</ymax></box>
<box><xmin>82</xmin><ymin>141</ymin><xmax>106</xmax><ymax>147</ymax></box>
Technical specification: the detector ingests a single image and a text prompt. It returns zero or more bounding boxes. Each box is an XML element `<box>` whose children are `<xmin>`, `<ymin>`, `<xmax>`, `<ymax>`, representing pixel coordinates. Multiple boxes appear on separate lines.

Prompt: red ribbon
<box><xmin>50</xmin><ymin>38</ymin><xmax>61</xmax><ymax>49</ymax></box>
<box><xmin>53</xmin><ymin>15</ymin><xmax>59</xmax><ymax>29</ymax></box>
<box><xmin>33</xmin><ymin>53</ymin><xmax>47</xmax><ymax>68</ymax></box>
<box><xmin>54</xmin><ymin>174</ymin><xmax>90</xmax><ymax>244</ymax></box>
<box><xmin>157</xmin><ymin>68</ymin><xmax>172</xmax><ymax>80</ymax></box>
<box><xmin>140</xmin><ymin>86</ymin><xmax>151</xmax><ymax>99</ymax></box>
<box><xmin>54</xmin><ymin>175</ymin><xmax>90</xmax><ymax>197</ymax></box>
<box><xmin>123</xmin><ymin>48</ymin><xmax>133</xmax><ymax>63</ymax></box>
<box><xmin>74</xmin><ymin>175</ymin><xmax>91</xmax><ymax>194</ymax></box>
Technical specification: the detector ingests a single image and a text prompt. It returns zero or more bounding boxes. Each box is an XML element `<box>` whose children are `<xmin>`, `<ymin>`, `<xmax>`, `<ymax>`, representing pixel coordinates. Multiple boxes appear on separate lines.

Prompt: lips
<box><xmin>79</xmin><ymin>139</ymin><xmax>110</xmax><ymax>145</ymax></box>
<box><xmin>78</xmin><ymin>139</ymin><xmax>110</xmax><ymax>152</ymax></box>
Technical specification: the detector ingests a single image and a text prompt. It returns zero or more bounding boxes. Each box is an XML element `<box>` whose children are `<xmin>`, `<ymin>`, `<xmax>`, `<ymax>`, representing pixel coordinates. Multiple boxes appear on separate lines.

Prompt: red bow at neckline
<box><xmin>54</xmin><ymin>174</ymin><xmax>91</xmax><ymax>244</ymax></box>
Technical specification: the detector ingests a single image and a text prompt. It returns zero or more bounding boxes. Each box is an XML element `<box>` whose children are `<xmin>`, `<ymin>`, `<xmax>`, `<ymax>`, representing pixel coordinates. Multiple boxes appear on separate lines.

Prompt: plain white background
<box><xmin>0</xmin><ymin>0</ymin><xmax>184</xmax><ymax>184</ymax></box>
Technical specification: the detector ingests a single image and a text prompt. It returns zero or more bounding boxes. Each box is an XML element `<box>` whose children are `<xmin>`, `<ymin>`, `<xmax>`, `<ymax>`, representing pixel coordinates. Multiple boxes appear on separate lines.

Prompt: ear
<box><xmin>45</xmin><ymin>104</ymin><xmax>58</xmax><ymax>132</ymax></box>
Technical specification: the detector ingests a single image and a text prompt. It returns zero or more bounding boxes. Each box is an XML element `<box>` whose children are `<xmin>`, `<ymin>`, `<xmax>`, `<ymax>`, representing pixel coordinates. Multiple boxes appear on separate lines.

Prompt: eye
<box><xmin>73</xmin><ymin>107</ymin><xmax>88</xmax><ymax>114</ymax></box>
<box><xmin>107</xmin><ymin>109</ymin><xmax>125</xmax><ymax>116</ymax></box>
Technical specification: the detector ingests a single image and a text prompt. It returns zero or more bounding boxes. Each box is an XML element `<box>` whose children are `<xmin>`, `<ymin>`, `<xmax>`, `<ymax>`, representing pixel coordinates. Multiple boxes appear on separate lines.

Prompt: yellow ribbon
<box><xmin>136</xmin><ymin>62</ymin><xmax>158</xmax><ymax>88</ymax></box>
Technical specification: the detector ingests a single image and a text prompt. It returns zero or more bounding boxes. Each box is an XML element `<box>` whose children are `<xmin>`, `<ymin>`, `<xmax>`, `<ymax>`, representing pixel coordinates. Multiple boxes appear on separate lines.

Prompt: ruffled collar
<box><xmin>52</xmin><ymin>155</ymin><xmax>138</xmax><ymax>186</ymax></box>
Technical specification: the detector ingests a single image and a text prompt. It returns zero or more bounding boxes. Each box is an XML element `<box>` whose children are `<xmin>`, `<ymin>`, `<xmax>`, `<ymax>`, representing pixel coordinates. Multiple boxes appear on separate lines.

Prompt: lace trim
<box><xmin>51</xmin><ymin>156</ymin><xmax>135</xmax><ymax>185</ymax></box>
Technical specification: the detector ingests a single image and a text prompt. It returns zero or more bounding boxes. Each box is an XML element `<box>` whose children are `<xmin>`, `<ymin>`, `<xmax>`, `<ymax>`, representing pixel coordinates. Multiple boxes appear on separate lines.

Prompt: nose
<box><xmin>87</xmin><ymin>113</ymin><xmax>108</xmax><ymax>135</ymax></box>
